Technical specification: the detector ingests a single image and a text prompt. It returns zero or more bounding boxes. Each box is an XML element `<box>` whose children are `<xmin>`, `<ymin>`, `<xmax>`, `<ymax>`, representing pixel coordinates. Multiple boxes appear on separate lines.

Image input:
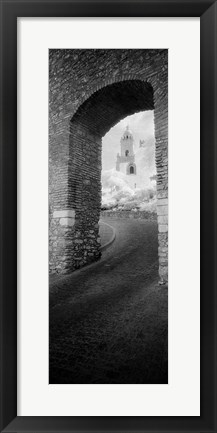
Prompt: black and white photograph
<box><xmin>2</xmin><ymin>1</ymin><xmax>217</xmax><ymax>427</ymax></box>
<box><xmin>49</xmin><ymin>49</ymin><xmax>168</xmax><ymax>384</ymax></box>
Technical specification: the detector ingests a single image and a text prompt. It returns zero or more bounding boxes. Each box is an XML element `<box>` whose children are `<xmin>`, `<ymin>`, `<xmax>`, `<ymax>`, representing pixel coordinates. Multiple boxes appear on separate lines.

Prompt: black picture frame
<box><xmin>0</xmin><ymin>0</ymin><xmax>216</xmax><ymax>432</ymax></box>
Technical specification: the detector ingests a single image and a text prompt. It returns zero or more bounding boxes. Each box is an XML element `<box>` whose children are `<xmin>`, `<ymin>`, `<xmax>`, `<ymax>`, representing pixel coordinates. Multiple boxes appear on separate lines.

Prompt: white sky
<box><xmin>102</xmin><ymin>111</ymin><xmax>155</xmax><ymax>171</ymax></box>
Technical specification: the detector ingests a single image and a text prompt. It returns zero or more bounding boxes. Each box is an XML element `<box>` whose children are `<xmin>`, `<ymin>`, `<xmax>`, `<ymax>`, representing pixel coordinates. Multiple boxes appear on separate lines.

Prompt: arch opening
<box><xmin>68</xmin><ymin>79</ymin><xmax>156</xmax><ymax>272</ymax></box>
<box><xmin>101</xmin><ymin>112</ymin><xmax>156</xmax><ymax>214</ymax></box>
<box><xmin>71</xmin><ymin>80</ymin><xmax>154</xmax><ymax>136</ymax></box>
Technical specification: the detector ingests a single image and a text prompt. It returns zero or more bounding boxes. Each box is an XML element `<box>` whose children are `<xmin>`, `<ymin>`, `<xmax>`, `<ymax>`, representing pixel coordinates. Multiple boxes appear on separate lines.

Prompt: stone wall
<box><xmin>101</xmin><ymin>210</ymin><xmax>157</xmax><ymax>221</ymax></box>
<box><xmin>49</xmin><ymin>49</ymin><xmax>168</xmax><ymax>281</ymax></box>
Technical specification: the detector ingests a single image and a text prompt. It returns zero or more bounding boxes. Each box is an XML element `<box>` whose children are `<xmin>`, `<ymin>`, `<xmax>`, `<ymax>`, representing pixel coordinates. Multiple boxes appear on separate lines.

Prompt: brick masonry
<box><xmin>49</xmin><ymin>49</ymin><xmax>168</xmax><ymax>282</ymax></box>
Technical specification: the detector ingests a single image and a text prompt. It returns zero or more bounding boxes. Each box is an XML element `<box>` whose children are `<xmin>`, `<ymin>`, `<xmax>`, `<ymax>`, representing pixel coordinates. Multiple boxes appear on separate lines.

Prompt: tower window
<box><xmin>125</xmin><ymin>150</ymin><xmax>129</xmax><ymax>156</ymax></box>
<box><xmin>130</xmin><ymin>166</ymin><xmax>134</xmax><ymax>174</ymax></box>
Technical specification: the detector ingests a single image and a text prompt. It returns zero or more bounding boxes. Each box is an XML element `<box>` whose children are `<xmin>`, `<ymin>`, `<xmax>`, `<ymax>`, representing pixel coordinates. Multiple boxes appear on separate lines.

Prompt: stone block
<box><xmin>159</xmin><ymin>265</ymin><xmax>168</xmax><ymax>282</ymax></box>
<box><xmin>158</xmin><ymin>215</ymin><xmax>168</xmax><ymax>225</ymax></box>
<box><xmin>60</xmin><ymin>217</ymin><xmax>75</xmax><ymax>226</ymax></box>
<box><xmin>53</xmin><ymin>209</ymin><xmax>75</xmax><ymax>219</ymax></box>
<box><xmin>159</xmin><ymin>224</ymin><xmax>168</xmax><ymax>233</ymax></box>
<box><xmin>157</xmin><ymin>198</ymin><xmax>168</xmax><ymax>206</ymax></box>
<box><xmin>157</xmin><ymin>205</ymin><xmax>168</xmax><ymax>216</ymax></box>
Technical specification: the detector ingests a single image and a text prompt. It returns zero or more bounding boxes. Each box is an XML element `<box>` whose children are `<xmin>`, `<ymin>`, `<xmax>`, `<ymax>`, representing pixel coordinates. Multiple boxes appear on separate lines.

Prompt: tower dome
<box><xmin>122</xmin><ymin>125</ymin><xmax>133</xmax><ymax>140</ymax></box>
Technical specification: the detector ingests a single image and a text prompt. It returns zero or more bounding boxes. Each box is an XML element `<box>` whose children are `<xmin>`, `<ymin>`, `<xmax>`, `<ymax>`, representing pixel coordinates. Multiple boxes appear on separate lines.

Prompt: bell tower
<box><xmin>116</xmin><ymin>125</ymin><xmax>137</xmax><ymax>175</ymax></box>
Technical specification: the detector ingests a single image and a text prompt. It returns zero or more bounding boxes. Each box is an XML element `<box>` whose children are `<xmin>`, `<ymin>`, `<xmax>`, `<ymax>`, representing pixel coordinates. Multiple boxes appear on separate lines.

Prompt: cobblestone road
<box><xmin>49</xmin><ymin>218</ymin><xmax>168</xmax><ymax>384</ymax></box>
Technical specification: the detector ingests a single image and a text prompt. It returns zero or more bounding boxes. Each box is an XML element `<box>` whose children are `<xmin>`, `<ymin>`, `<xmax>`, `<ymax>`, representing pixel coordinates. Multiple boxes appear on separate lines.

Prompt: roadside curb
<box><xmin>99</xmin><ymin>221</ymin><xmax>116</xmax><ymax>251</ymax></box>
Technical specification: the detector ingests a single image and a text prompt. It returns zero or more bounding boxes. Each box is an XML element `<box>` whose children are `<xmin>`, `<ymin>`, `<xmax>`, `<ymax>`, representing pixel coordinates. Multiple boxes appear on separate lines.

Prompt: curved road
<box><xmin>49</xmin><ymin>218</ymin><xmax>168</xmax><ymax>384</ymax></box>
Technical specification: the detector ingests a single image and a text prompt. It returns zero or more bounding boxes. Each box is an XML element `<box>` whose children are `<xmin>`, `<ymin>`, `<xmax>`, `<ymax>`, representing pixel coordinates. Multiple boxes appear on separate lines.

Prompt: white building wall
<box><xmin>119</xmin><ymin>162</ymin><xmax>128</xmax><ymax>176</ymax></box>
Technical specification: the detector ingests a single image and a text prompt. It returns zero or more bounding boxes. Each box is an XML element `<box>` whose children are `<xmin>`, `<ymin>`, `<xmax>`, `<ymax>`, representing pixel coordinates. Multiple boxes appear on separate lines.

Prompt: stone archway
<box><xmin>49</xmin><ymin>49</ymin><xmax>168</xmax><ymax>282</ymax></box>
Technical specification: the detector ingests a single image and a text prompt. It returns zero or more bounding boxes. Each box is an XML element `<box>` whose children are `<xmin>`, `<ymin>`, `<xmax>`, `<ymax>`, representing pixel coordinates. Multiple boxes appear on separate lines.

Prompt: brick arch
<box><xmin>71</xmin><ymin>79</ymin><xmax>154</xmax><ymax>137</ymax></box>
<box><xmin>49</xmin><ymin>50</ymin><xmax>168</xmax><ymax>282</ymax></box>
<box><xmin>72</xmin><ymin>73</ymin><xmax>158</xmax><ymax>120</ymax></box>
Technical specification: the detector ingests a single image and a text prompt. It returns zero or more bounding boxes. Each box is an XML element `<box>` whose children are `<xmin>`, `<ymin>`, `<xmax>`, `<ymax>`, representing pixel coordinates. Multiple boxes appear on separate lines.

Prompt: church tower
<box><xmin>116</xmin><ymin>125</ymin><xmax>137</xmax><ymax>175</ymax></box>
